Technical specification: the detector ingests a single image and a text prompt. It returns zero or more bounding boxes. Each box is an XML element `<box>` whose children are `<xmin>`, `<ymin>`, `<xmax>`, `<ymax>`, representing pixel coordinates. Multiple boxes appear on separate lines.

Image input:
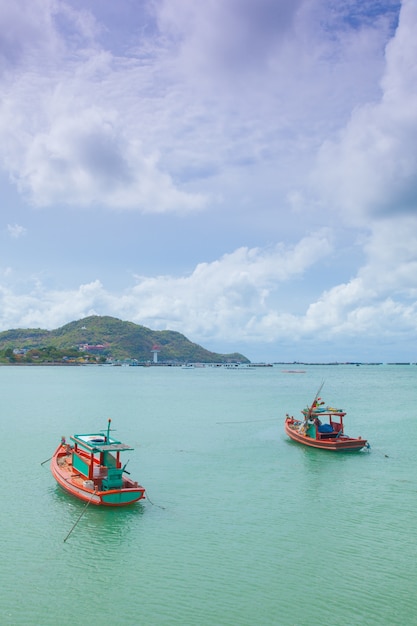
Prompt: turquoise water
<box><xmin>1</xmin><ymin>364</ymin><xmax>416</xmax><ymax>625</ymax></box>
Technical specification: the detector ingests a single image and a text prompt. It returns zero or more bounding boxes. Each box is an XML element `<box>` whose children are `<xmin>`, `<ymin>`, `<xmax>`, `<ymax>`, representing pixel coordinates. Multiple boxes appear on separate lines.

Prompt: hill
<box><xmin>0</xmin><ymin>315</ymin><xmax>250</xmax><ymax>364</ymax></box>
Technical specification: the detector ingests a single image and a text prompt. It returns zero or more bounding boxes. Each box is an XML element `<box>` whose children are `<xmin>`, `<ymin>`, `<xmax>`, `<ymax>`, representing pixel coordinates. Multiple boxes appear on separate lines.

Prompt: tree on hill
<box><xmin>0</xmin><ymin>315</ymin><xmax>250</xmax><ymax>364</ymax></box>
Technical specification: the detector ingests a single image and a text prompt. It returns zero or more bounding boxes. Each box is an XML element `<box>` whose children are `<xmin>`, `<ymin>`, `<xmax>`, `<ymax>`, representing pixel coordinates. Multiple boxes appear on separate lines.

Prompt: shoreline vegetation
<box><xmin>0</xmin><ymin>358</ymin><xmax>415</xmax><ymax>367</ymax></box>
<box><xmin>0</xmin><ymin>315</ymin><xmax>249</xmax><ymax>366</ymax></box>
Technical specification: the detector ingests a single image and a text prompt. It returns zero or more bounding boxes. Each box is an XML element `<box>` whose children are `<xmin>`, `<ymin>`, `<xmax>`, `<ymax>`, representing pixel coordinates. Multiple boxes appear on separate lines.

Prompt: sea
<box><xmin>0</xmin><ymin>363</ymin><xmax>416</xmax><ymax>626</ymax></box>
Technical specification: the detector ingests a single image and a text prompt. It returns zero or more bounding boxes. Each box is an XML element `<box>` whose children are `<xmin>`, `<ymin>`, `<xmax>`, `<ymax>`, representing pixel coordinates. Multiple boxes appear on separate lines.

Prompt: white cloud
<box><xmin>296</xmin><ymin>214</ymin><xmax>417</xmax><ymax>340</ymax></box>
<box><xmin>156</xmin><ymin>0</ymin><xmax>304</xmax><ymax>83</ymax></box>
<box><xmin>0</xmin><ymin>279</ymin><xmax>106</xmax><ymax>331</ymax></box>
<box><xmin>0</xmin><ymin>0</ymin><xmax>62</xmax><ymax>70</ymax></box>
<box><xmin>283</xmin><ymin>0</ymin><xmax>417</xmax><ymax>358</ymax></box>
<box><xmin>313</xmin><ymin>0</ymin><xmax>417</xmax><ymax>225</ymax></box>
<box><xmin>7</xmin><ymin>223</ymin><xmax>26</xmax><ymax>238</ymax></box>
<box><xmin>0</xmin><ymin>1</ymin><xmax>207</xmax><ymax>213</ymax></box>
<box><xmin>359</xmin><ymin>218</ymin><xmax>417</xmax><ymax>297</ymax></box>
<box><xmin>0</xmin><ymin>0</ymin><xmax>397</xmax><ymax>216</ymax></box>
<box><xmin>19</xmin><ymin>106</ymin><xmax>207</xmax><ymax>212</ymax></box>
<box><xmin>0</xmin><ymin>232</ymin><xmax>331</xmax><ymax>335</ymax></box>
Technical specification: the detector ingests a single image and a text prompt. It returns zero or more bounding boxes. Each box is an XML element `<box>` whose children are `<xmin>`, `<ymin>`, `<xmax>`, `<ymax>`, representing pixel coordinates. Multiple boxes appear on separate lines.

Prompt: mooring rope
<box><xmin>145</xmin><ymin>492</ymin><xmax>166</xmax><ymax>510</ymax></box>
<box><xmin>63</xmin><ymin>490</ymin><xmax>97</xmax><ymax>542</ymax></box>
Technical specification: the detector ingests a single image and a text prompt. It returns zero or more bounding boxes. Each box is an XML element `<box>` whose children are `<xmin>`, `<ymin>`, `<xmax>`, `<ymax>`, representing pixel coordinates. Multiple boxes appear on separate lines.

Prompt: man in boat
<box><xmin>61</xmin><ymin>436</ymin><xmax>72</xmax><ymax>455</ymax></box>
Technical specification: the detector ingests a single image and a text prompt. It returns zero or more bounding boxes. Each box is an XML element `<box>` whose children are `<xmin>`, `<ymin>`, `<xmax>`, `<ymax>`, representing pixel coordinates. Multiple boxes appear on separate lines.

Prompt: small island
<box><xmin>0</xmin><ymin>315</ymin><xmax>250</xmax><ymax>366</ymax></box>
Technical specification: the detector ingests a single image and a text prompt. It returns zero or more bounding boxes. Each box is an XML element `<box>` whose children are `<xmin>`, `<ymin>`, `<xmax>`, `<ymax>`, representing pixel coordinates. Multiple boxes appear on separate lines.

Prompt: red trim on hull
<box><xmin>284</xmin><ymin>418</ymin><xmax>367</xmax><ymax>451</ymax></box>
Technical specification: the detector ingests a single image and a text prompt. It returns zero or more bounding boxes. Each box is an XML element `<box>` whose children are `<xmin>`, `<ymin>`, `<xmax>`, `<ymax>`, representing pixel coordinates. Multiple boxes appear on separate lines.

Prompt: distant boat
<box><xmin>51</xmin><ymin>419</ymin><xmax>146</xmax><ymax>506</ymax></box>
<box><xmin>248</xmin><ymin>363</ymin><xmax>273</xmax><ymax>367</ymax></box>
<box><xmin>285</xmin><ymin>386</ymin><xmax>368</xmax><ymax>452</ymax></box>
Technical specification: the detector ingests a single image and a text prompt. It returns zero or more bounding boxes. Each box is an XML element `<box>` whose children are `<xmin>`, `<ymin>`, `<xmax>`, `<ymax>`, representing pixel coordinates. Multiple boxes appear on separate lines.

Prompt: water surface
<box><xmin>0</xmin><ymin>364</ymin><xmax>416</xmax><ymax>625</ymax></box>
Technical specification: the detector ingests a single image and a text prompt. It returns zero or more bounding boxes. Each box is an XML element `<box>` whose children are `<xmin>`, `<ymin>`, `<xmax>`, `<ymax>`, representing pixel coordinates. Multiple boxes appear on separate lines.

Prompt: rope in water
<box><xmin>145</xmin><ymin>492</ymin><xmax>166</xmax><ymax>510</ymax></box>
<box><xmin>63</xmin><ymin>490</ymin><xmax>97</xmax><ymax>542</ymax></box>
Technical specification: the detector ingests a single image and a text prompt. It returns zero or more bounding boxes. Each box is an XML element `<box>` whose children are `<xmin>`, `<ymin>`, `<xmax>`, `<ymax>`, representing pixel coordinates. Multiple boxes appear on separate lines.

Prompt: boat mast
<box><xmin>304</xmin><ymin>380</ymin><xmax>325</xmax><ymax>425</ymax></box>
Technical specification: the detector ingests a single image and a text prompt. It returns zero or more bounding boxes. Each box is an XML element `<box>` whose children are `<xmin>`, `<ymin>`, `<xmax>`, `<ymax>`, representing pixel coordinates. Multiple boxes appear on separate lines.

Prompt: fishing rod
<box><xmin>302</xmin><ymin>380</ymin><xmax>325</xmax><ymax>427</ymax></box>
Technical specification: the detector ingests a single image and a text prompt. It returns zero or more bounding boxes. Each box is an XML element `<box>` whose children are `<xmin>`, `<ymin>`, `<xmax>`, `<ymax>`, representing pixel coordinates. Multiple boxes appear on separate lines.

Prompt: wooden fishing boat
<box><xmin>285</xmin><ymin>388</ymin><xmax>368</xmax><ymax>451</ymax></box>
<box><xmin>51</xmin><ymin>419</ymin><xmax>146</xmax><ymax>506</ymax></box>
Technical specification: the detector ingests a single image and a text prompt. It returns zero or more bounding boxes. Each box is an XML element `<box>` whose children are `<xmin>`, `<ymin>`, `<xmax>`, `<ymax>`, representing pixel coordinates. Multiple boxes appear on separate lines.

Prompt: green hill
<box><xmin>0</xmin><ymin>315</ymin><xmax>249</xmax><ymax>364</ymax></box>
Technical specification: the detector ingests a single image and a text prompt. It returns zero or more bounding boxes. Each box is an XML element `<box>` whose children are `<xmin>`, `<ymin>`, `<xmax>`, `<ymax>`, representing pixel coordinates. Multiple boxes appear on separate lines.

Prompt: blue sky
<box><xmin>1</xmin><ymin>0</ymin><xmax>416</xmax><ymax>363</ymax></box>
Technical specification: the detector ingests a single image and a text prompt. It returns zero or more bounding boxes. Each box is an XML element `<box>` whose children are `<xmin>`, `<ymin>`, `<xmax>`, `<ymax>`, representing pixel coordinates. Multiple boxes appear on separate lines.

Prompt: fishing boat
<box><xmin>51</xmin><ymin>419</ymin><xmax>146</xmax><ymax>506</ymax></box>
<box><xmin>285</xmin><ymin>387</ymin><xmax>368</xmax><ymax>451</ymax></box>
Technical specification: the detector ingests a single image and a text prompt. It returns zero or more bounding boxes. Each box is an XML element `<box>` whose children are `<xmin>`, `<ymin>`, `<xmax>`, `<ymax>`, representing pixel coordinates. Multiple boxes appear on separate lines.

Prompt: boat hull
<box><xmin>284</xmin><ymin>418</ymin><xmax>367</xmax><ymax>451</ymax></box>
<box><xmin>51</xmin><ymin>445</ymin><xmax>145</xmax><ymax>506</ymax></box>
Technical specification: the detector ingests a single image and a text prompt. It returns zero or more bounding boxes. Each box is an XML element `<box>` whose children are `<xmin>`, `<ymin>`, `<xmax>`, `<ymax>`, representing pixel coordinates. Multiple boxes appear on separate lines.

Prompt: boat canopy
<box><xmin>70</xmin><ymin>433</ymin><xmax>134</xmax><ymax>453</ymax></box>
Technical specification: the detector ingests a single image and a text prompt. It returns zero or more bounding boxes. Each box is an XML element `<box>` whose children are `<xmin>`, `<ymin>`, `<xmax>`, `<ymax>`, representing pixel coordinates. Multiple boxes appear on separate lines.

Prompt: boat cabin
<box><xmin>70</xmin><ymin>430</ymin><xmax>133</xmax><ymax>491</ymax></box>
<box><xmin>302</xmin><ymin>410</ymin><xmax>346</xmax><ymax>440</ymax></box>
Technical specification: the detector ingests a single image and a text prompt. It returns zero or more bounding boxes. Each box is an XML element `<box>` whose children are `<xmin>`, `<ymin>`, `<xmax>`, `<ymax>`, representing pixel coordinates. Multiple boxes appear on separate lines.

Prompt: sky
<box><xmin>1</xmin><ymin>0</ymin><xmax>416</xmax><ymax>363</ymax></box>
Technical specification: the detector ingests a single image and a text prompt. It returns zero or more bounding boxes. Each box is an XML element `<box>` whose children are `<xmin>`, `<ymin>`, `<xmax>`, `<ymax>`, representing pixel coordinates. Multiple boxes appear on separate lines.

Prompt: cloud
<box><xmin>0</xmin><ymin>231</ymin><xmax>331</xmax><ymax>335</ymax></box>
<box><xmin>0</xmin><ymin>279</ymin><xmax>107</xmax><ymax>331</ymax></box>
<box><xmin>0</xmin><ymin>0</ymin><xmax>398</xmax><ymax>216</ymax></box>
<box><xmin>359</xmin><ymin>218</ymin><xmax>417</xmax><ymax>297</ymax></box>
<box><xmin>0</xmin><ymin>0</ymin><xmax>61</xmax><ymax>69</ymax></box>
<box><xmin>298</xmin><ymin>0</ymin><xmax>417</xmax><ymax>354</ymax></box>
<box><xmin>126</xmin><ymin>230</ymin><xmax>332</xmax><ymax>331</ymax></box>
<box><xmin>0</xmin><ymin>1</ymin><xmax>207</xmax><ymax>213</ymax></box>
<box><xmin>313</xmin><ymin>0</ymin><xmax>417</xmax><ymax>225</ymax></box>
<box><xmin>294</xmin><ymin>213</ymin><xmax>417</xmax><ymax>343</ymax></box>
<box><xmin>7</xmin><ymin>223</ymin><xmax>26</xmax><ymax>238</ymax></box>
<box><xmin>156</xmin><ymin>0</ymin><xmax>303</xmax><ymax>81</ymax></box>
<box><xmin>18</xmin><ymin>106</ymin><xmax>207</xmax><ymax>212</ymax></box>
